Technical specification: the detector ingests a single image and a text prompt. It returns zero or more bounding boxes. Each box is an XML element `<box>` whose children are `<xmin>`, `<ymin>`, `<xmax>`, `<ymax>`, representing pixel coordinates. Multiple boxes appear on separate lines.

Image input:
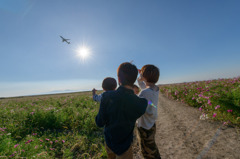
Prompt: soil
<box><xmin>133</xmin><ymin>93</ymin><xmax>240</xmax><ymax>159</ymax></box>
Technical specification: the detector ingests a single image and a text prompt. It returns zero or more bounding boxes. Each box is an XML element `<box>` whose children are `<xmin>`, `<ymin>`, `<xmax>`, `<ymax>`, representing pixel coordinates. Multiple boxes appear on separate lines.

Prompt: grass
<box><xmin>0</xmin><ymin>92</ymin><xmax>107</xmax><ymax>158</ymax></box>
<box><xmin>2</xmin><ymin>77</ymin><xmax>239</xmax><ymax>158</ymax></box>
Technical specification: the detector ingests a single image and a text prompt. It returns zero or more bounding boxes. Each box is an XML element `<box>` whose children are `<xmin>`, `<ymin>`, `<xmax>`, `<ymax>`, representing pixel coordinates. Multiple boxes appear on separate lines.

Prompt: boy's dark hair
<box><xmin>141</xmin><ymin>64</ymin><xmax>160</xmax><ymax>83</ymax></box>
<box><xmin>102</xmin><ymin>77</ymin><xmax>117</xmax><ymax>91</ymax></box>
<box><xmin>117</xmin><ymin>62</ymin><xmax>138</xmax><ymax>86</ymax></box>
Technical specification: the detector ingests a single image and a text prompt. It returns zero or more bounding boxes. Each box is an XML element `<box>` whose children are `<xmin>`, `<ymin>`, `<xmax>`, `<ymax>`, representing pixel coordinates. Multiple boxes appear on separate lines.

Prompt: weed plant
<box><xmin>0</xmin><ymin>93</ymin><xmax>107</xmax><ymax>158</ymax></box>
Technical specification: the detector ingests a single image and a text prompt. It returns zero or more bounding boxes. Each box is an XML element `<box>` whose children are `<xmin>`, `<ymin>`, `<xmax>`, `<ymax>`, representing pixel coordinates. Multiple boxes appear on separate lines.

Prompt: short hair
<box><xmin>117</xmin><ymin>62</ymin><xmax>138</xmax><ymax>86</ymax></box>
<box><xmin>102</xmin><ymin>77</ymin><xmax>117</xmax><ymax>91</ymax></box>
<box><xmin>141</xmin><ymin>64</ymin><xmax>160</xmax><ymax>83</ymax></box>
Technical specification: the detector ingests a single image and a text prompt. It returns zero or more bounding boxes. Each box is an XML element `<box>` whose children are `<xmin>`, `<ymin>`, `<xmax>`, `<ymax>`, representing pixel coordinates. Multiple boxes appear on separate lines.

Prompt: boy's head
<box><xmin>133</xmin><ymin>84</ymin><xmax>140</xmax><ymax>95</ymax></box>
<box><xmin>140</xmin><ymin>64</ymin><xmax>160</xmax><ymax>84</ymax></box>
<box><xmin>102</xmin><ymin>77</ymin><xmax>117</xmax><ymax>91</ymax></box>
<box><xmin>117</xmin><ymin>62</ymin><xmax>138</xmax><ymax>87</ymax></box>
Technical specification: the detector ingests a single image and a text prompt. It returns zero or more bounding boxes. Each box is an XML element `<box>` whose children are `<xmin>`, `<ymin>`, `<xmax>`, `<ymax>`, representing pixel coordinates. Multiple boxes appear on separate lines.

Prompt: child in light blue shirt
<box><xmin>92</xmin><ymin>77</ymin><xmax>117</xmax><ymax>102</ymax></box>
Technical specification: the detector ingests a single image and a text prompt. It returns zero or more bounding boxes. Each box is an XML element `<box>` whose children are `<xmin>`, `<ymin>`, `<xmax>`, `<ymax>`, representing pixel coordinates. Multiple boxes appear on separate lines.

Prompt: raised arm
<box><xmin>92</xmin><ymin>88</ymin><xmax>103</xmax><ymax>102</ymax></box>
<box><xmin>93</xmin><ymin>94</ymin><xmax>102</xmax><ymax>102</ymax></box>
<box><xmin>137</xmin><ymin>77</ymin><xmax>146</xmax><ymax>89</ymax></box>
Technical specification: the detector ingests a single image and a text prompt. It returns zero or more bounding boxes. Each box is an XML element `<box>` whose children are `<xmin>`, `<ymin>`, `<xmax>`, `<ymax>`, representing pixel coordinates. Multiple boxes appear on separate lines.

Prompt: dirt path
<box><xmin>134</xmin><ymin>93</ymin><xmax>240</xmax><ymax>159</ymax></box>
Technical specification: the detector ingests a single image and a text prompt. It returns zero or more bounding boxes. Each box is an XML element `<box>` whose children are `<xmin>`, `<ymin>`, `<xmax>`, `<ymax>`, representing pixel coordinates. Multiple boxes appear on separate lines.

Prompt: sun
<box><xmin>77</xmin><ymin>46</ymin><xmax>90</xmax><ymax>60</ymax></box>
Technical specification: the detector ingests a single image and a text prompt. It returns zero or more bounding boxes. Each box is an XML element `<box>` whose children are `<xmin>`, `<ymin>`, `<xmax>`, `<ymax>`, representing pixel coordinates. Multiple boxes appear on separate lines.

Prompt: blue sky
<box><xmin>1</xmin><ymin>0</ymin><xmax>240</xmax><ymax>97</ymax></box>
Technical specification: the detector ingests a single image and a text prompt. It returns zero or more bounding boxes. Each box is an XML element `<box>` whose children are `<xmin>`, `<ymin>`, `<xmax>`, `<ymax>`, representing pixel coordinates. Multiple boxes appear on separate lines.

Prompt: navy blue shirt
<box><xmin>95</xmin><ymin>86</ymin><xmax>148</xmax><ymax>155</ymax></box>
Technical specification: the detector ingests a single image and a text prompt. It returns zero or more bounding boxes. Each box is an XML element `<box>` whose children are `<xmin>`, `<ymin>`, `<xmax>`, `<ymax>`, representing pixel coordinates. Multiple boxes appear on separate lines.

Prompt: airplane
<box><xmin>60</xmin><ymin>36</ymin><xmax>70</xmax><ymax>44</ymax></box>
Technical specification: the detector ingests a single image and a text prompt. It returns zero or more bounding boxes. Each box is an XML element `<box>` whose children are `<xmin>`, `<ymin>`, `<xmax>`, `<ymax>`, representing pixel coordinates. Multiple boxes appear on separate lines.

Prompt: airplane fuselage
<box><xmin>60</xmin><ymin>36</ymin><xmax>70</xmax><ymax>44</ymax></box>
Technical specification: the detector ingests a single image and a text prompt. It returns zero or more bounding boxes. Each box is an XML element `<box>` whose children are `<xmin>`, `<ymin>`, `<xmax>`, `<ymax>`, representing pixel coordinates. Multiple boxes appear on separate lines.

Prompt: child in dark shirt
<box><xmin>95</xmin><ymin>62</ymin><xmax>148</xmax><ymax>159</ymax></box>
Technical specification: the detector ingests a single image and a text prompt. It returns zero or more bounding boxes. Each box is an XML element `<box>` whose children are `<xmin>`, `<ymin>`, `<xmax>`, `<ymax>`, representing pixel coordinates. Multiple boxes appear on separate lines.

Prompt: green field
<box><xmin>0</xmin><ymin>92</ymin><xmax>107</xmax><ymax>158</ymax></box>
<box><xmin>1</xmin><ymin>77</ymin><xmax>239</xmax><ymax>158</ymax></box>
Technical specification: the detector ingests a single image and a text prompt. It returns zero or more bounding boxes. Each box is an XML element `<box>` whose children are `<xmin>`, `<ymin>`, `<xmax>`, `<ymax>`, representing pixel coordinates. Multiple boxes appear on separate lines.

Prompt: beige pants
<box><xmin>105</xmin><ymin>144</ymin><xmax>133</xmax><ymax>159</ymax></box>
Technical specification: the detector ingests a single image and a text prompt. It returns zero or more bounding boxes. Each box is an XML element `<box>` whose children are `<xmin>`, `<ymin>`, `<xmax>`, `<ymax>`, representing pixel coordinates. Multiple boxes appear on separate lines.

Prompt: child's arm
<box><xmin>137</xmin><ymin>77</ymin><xmax>146</xmax><ymax>89</ymax></box>
<box><xmin>92</xmin><ymin>89</ymin><xmax>102</xmax><ymax>102</ymax></box>
<box><xmin>137</xmin><ymin>69</ymin><xmax>146</xmax><ymax>89</ymax></box>
<box><xmin>92</xmin><ymin>88</ymin><xmax>96</xmax><ymax>97</ymax></box>
<box><xmin>93</xmin><ymin>94</ymin><xmax>102</xmax><ymax>102</ymax></box>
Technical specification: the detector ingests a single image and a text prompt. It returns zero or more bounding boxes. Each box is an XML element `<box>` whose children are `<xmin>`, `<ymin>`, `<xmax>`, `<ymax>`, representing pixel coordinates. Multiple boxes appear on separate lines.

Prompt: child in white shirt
<box><xmin>137</xmin><ymin>64</ymin><xmax>161</xmax><ymax>159</ymax></box>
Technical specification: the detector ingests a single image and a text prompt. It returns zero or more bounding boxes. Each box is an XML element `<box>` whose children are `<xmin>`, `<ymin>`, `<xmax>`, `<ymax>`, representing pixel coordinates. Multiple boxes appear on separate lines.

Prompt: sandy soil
<box><xmin>133</xmin><ymin>93</ymin><xmax>240</xmax><ymax>159</ymax></box>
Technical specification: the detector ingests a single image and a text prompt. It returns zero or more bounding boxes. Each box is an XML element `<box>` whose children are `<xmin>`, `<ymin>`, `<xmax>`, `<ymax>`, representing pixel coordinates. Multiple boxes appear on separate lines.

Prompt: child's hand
<box><xmin>138</xmin><ymin>69</ymin><xmax>141</xmax><ymax>74</ymax></box>
<box><xmin>92</xmin><ymin>88</ymin><xmax>97</xmax><ymax>95</ymax></box>
<box><xmin>138</xmin><ymin>69</ymin><xmax>144</xmax><ymax>81</ymax></box>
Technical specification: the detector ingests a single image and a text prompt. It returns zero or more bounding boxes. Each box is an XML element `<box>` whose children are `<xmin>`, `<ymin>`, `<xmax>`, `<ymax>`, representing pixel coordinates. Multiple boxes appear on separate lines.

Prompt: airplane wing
<box><xmin>59</xmin><ymin>36</ymin><xmax>70</xmax><ymax>43</ymax></box>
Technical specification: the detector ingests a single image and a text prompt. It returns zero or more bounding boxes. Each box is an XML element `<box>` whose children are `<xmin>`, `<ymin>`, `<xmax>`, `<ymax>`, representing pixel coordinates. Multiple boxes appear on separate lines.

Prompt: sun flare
<box><xmin>77</xmin><ymin>46</ymin><xmax>90</xmax><ymax>60</ymax></box>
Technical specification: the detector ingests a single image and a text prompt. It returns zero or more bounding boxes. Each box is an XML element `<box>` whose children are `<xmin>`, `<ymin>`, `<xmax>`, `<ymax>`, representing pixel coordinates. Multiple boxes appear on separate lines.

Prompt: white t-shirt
<box><xmin>137</xmin><ymin>78</ymin><xmax>159</xmax><ymax>130</ymax></box>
